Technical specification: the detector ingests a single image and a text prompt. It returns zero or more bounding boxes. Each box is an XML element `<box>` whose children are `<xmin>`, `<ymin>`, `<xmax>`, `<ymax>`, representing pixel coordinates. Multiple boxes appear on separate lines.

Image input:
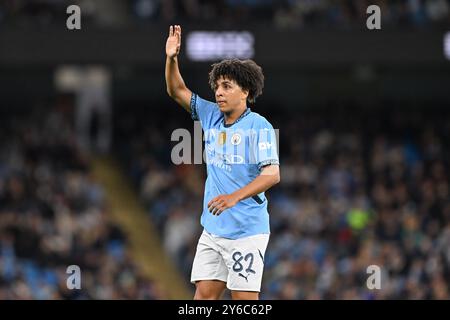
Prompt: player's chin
<box><xmin>218</xmin><ymin>105</ymin><xmax>229</xmax><ymax>112</ymax></box>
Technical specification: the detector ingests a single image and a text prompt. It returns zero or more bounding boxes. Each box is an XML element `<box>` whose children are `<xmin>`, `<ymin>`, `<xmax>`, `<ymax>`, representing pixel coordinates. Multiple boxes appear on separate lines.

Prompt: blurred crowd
<box><xmin>0</xmin><ymin>100</ymin><xmax>163</xmax><ymax>299</ymax></box>
<box><xmin>115</xmin><ymin>103</ymin><xmax>450</xmax><ymax>299</ymax></box>
<box><xmin>1</xmin><ymin>0</ymin><xmax>449</xmax><ymax>29</ymax></box>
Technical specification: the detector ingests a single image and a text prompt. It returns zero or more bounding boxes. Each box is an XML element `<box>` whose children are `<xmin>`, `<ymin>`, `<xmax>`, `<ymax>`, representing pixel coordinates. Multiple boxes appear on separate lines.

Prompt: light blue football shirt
<box><xmin>190</xmin><ymin>93</ymin><xmax>279</xmax><ymax>239</ymax></box>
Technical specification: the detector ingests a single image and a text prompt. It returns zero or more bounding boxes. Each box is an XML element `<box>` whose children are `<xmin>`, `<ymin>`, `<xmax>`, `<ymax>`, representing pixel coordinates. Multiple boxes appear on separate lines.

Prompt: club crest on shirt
<box><xmin>231</xmin><ymin>133</ymin><xmax>241</xmax><ymax>145</ymax></box>
<box><xmin>218</xmin><ymin>131</ymin><xmax>226</xmax><ymax>145</ymax></box>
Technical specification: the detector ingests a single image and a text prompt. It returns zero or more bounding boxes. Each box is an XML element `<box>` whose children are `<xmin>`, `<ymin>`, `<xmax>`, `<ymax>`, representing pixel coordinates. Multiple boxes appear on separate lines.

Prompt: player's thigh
<box><xmin>194</xmin><ymin>280</ymin><xmax>227</xmax><ymax>300</ymax></box>
<box><xmin>191</xmin><ymin>231</ymin><xmax>228</xmax><ymax>284</ymax></box>
<box><xmin>222</xmin><ymin>234</ymin><xmax>270</xmax><ymax>292</ymax></box>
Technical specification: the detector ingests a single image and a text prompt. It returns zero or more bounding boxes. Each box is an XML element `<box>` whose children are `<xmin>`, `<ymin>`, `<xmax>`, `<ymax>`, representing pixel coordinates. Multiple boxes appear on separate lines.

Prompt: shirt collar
<box><xmin>223</xmin><ymin>108</ymin><xmax>251</xmax><ymax>128</ymax></box>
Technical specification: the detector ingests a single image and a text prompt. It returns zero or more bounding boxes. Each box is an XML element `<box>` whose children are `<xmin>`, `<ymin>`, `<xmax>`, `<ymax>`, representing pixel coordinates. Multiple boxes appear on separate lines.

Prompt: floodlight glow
<box><xmin>186</xmin><ymin>31</ymin><xmax>254</xmax><ymax>62</ymax></box>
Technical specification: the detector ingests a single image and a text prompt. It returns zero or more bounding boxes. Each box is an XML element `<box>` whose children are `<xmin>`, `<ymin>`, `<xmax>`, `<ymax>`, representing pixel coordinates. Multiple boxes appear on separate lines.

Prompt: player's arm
<box><xmin>165</xmin><ymin>25</ymin><xmax>192</xmax><ymax>112</ymax></box>
<box><xmin>208</xmin><ymin>165</ymin><xmax>280</xmax><ymax>216</ymax></box>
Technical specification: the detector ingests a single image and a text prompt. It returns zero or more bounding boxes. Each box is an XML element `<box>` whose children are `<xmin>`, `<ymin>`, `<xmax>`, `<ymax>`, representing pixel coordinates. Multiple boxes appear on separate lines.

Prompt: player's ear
<box><xmin>241</xmin><ymin>89</ymin><xmax>249</xmax><ymax>101</ymax></box>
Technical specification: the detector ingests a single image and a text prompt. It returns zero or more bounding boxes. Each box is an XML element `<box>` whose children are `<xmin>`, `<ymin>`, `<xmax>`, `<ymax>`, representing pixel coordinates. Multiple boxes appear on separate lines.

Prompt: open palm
<box><xmin>166</xmin><ymin>25</ymin><xmax>181</xmax><ymax>58</ymax></box>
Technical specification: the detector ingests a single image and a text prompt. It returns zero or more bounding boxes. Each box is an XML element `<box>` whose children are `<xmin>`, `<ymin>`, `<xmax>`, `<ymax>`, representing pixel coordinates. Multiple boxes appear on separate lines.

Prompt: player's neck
<box><xmin>224</xmin><ymin>106</ymin><xmax>247</xmax><ymax>125</ymax></box>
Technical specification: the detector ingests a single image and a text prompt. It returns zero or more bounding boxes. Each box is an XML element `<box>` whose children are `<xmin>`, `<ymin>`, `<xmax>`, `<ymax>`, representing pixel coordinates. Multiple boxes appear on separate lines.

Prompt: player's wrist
<box><xmin>232</xmin><ymin>191</ymin><xmax>244</xmax><ymax>202</ymax></box>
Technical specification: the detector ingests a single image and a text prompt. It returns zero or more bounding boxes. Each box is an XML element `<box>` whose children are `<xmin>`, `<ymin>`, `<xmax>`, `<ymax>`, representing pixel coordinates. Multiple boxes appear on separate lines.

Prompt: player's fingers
<box><xmin>208</xmin><ymin>196</ymin><xmax>223</xmax><ymax>208</ymax></box>
<box><xmin>208</xmin><ymin>197</ymin><xmax>217</xmax><ymax>208</ymax></box>
<box><xmin>212</xmin><ymin>205</ymin><xmax>221</xmax><ymax>215</ymax></box>
<box><xmin>210</xmin><ymin>201</ymin><xmax>223</xmax><ymax>213</ymax></box>
<box><xmin>218</xmin><ymin>202</ymin><xmax>227</xmax><ymax>211</ymax></box>
<box><xmin>212</xmin><ymin>200</ymin><xmax>226</xmax><ymax>214</ymax></box>
<box><xmin>208</xmin><ymin>200</ymin><xmax>219</xmax><ymax>211</ymax></box>
<box><xmin>176</xmin><ymin>26</ymin><xmax>181</xmax><ymax>43</ymax></box>
<box><xmin>169</xmin><ymin>25</ymin><xmax>173</xmax><ymax>36</ymax></box>
<box><xmin>216</xmin><ymin>204</ymin><xmax>227</xmax><ymax>216</ymax></box>
<box><xmin>208</xmin><ymin>196</ymin><xmax>217</xmax><ymax>206</ymax></box>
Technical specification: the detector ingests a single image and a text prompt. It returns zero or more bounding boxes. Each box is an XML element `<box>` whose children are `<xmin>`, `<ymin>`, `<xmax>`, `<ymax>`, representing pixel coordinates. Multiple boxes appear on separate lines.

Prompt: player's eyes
<box><xmin>215</xmin><ymin>83</ymin><xmax>231</xmax><ymax>91</ymax></box>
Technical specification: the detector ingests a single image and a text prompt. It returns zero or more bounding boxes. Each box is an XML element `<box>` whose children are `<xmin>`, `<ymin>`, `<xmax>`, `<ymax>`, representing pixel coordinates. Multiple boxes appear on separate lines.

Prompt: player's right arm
<box><xmin>165</xmin><ymin>25</ymin><xmax>192</xmax><ymax>113</ymax></box>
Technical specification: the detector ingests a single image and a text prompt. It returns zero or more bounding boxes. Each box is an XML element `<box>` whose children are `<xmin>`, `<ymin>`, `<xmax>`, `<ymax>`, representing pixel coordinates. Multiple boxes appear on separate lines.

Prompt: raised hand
<box><xmin>166</xmin><ymin>25</ymin><xmax>181</xmax><ymax>58</ymax></box>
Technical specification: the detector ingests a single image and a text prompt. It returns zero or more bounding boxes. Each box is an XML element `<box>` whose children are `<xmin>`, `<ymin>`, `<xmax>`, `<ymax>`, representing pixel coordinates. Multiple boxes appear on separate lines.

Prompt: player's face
<box><xmin>214</xmin><ymin>77</ymin><xmax>248</xmax><ymax>113</ymax></box>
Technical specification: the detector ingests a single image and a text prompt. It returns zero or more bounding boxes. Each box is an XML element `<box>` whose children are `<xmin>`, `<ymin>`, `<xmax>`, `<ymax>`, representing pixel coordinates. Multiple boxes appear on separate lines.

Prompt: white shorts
<box><xmin>190</xmin><ymin>230</ymin><xmax>270</xmax><ymax>292</ymax></box>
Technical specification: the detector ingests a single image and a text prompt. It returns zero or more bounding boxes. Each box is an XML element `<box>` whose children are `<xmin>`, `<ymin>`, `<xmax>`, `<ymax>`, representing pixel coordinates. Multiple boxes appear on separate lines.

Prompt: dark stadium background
<box><xmin>1</xmin><ymin>0</ymin><xmax>450</xmax><ymax>300</ymax></box>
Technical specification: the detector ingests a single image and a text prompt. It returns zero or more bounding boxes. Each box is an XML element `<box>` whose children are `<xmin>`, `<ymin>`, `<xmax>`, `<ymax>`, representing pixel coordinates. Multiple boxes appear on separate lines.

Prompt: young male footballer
<box><xmin>165</xmin><ymin>25</ymin><xmax>280</xmax><ymax>300</ymax></box>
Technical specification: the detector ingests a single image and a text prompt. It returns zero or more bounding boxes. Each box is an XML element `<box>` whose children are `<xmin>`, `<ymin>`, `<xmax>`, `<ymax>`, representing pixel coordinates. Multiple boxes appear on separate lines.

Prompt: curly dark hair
<box><xmin>208</xmin><ymin>59</ymin><xmax>264</xmax><ymax>104</ymax></box>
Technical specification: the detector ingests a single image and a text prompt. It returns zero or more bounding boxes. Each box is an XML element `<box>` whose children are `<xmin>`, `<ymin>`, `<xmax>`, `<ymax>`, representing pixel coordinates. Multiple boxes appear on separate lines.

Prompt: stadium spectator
<box><xmin>0</xmin><ymin>100</ymin><xmax>164</xmax><ymax>299</ymax></box>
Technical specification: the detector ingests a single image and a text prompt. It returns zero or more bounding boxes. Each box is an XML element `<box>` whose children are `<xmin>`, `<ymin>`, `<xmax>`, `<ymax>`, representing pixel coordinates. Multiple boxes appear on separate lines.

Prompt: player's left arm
<box><xmin>208</xmin><ymin>165</ymin><xmax>280</xmax><ymax>216</ymax></box>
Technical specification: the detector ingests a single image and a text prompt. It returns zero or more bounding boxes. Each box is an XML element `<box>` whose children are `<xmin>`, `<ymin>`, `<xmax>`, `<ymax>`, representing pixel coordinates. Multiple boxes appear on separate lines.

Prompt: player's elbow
<box><xmin>261</xmin><ymin>165</ymin><xmax>280</xmax><ymax>187</ymax></box>
<box><xmin>272</xmin><ymin>171</ymin><xmax>280</xmax><ymax>185</ymax></box>
<box><xmin>270</xmin><ymin>165</ymin><xmax>281</xmax><ymax>185</ymax></box>
<box><xmin>166</xmin><ymin>86</ymin><xmax>175</xmax><ymax>98</ymax></box>
<box><xmin>166</xmin><ymin>84</ymin><xmax>185</xmax><ymax>101</ymax></box>
<box><xmin>166</xmin><ymin>81</ymin><xmax>179</xmax><ymax>98</ymax></box>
